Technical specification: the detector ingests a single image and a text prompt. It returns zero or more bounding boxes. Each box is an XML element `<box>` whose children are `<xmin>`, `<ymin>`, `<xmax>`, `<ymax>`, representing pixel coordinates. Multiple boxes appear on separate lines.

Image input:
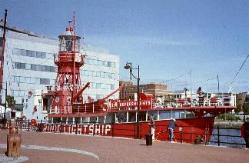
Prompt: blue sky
<box><xmin>1</xmin><ymin>0</ymin><xmax>249</xmax><ymax>92</ymax></box>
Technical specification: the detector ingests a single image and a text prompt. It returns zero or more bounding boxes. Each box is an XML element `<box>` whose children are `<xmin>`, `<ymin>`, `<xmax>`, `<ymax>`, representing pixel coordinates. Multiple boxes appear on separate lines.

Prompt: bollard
<box><xmin>145</xmin><ymin>134</ymin><xmax>152</xmax><ymax>146</ymax></box>
<box><xmin>6</xmin><ymin>120</ymin><xmax>21</xmax><ymax>157</ymax></box>
<box><xmin>217</xmin><ymin>126</ymin><xmax>220</xmax><ymax>146</ymax></box>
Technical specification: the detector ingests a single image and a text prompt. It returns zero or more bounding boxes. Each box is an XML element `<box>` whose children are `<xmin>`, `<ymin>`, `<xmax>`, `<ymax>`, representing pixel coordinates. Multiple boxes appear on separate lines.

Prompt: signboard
<box><xmin>110</xmin><ymin>100</ymin><xmax>152</xmax><ymax>109</ymax></box>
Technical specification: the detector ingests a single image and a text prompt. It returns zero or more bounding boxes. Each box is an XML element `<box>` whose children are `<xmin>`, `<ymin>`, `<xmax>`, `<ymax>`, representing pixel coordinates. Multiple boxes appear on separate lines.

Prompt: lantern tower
<box><xmin>50</xmin><ymin>19</ymin><xmax>89</xmax><ymax>114</ymax></box>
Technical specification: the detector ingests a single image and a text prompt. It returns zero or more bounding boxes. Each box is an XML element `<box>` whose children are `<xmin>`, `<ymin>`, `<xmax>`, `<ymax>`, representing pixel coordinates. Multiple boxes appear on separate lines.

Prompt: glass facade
<box><xmin>14</xmin><ymin>62</ymin><xmax>56</xmax><ymax>72</ymax></box>
<box><xmin>82</xmin><ymin>70</ymin><xmax>116</xmax><ymax>79</ymax></box>
<box><xmin>12</xmin><ymin>48</ymin><xmax>54</xmax><ymax>59</ymax></box>
<box><xmin>13</xmin><ymin>75</ymin><xmax>51</xmax><ymax>85</ymax></box>
<box><xmin>85</xmin><ymin>58</ymin><xmax>116</xmax><ymax>68</ymax></box>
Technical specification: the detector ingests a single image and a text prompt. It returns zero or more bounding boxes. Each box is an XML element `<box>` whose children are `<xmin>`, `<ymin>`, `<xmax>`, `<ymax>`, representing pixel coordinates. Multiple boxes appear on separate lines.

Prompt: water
<box><xmin>210</xmin><ymin>128</ymin><xmax>246</xmax><ymax>148</ymax></box>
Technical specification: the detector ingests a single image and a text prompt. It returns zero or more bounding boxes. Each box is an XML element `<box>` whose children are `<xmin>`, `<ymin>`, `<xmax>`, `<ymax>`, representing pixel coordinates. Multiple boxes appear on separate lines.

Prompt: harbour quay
<box><xmin>0</xmin><ymin>130</ymin><xmax>249</xmax><ymax>163</ymax></box>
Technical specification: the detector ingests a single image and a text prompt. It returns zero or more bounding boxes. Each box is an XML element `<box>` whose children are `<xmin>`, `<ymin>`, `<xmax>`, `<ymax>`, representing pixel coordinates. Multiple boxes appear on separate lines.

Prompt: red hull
<box><xmin>40</xmin><ymin>117</ymin><xmax>214</xmax><ymax>144</ymax></box>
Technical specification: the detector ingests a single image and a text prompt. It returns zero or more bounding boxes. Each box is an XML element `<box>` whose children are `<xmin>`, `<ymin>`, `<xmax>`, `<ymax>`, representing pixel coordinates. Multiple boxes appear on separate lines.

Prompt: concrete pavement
<box><xmin>0</xmin><ymin>130</ymin><xmax>248</xmax><ymax>163</ymax></box>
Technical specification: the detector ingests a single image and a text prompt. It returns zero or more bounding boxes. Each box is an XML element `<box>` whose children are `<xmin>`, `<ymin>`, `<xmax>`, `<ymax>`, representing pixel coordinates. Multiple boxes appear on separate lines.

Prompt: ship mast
<box><xmin>0</xmin><ymin>9</ymin><xmax>7</xmax><ymax>92</ymax></box>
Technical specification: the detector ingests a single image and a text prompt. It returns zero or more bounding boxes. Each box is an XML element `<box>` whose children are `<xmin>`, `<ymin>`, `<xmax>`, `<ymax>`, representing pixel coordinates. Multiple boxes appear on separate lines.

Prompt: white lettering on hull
<box><xmin>43</xmin><ymin>124</ymin><xmax>112</xmax><ymax>136</ymax></box>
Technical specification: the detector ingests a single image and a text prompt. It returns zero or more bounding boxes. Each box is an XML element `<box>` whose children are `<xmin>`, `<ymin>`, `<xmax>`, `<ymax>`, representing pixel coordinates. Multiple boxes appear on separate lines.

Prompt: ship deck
<box><xmin>0</xmin><ymin>129</ymin><xmax>248</xmax><ymax>163</ymax></box>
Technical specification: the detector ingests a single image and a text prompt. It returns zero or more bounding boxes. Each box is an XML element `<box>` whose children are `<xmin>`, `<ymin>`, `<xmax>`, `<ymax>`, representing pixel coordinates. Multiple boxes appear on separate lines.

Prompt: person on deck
<box><xmin>168</xmin><ymin>118</ymin><xmax>176</xmax><ymax>142</ymax></box>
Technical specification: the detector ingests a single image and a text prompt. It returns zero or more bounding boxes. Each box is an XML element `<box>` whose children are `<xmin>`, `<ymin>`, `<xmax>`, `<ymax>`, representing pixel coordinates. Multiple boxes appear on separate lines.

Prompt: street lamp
<box><xmin>124</xmin><ymin>62</ymin><xmax>140</xmax><ymax>139</ymax></box>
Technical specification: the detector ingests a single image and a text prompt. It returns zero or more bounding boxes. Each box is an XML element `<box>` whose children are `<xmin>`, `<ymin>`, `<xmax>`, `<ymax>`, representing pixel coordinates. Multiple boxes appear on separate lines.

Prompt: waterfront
<box><xmin>210</xmin><ymin>128</ymin><xmax>246</xmax><ymax>148</ymax></box>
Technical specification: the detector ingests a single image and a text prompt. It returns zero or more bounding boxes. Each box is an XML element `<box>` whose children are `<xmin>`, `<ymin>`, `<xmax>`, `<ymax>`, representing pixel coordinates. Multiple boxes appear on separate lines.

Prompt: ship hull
<box><xmin>40</xmin><ymin>117</ymin><xmax>214</xmax><ymax>144</ymax></box>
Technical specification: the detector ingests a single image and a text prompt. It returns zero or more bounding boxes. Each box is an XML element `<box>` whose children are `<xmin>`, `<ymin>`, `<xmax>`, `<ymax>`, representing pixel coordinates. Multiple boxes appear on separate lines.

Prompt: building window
<box><xmin>13</xmin><ymin>48</ymin><xmax>47</xmax><ymax>58</ymax></box>
<box><xmin>107</xmin><ymin>61</ymin><xmax>112</xmax><ymax>67</ymax></box>
<box><xmin>14</xmin><ymin>62</ymin><xmax>55</xmax><ymax>72</ymax></box>
<box><xmin>14</xmin><ymin>76</ymin><xmax>20</xmax><ymax>83</ymax></box>
<box><xmin>85</xmin><ymin>58</ymin><xmax>116</xmax><ymax>68</ymax></box>
<box><xmin>40</xmin><ymin>78</ymin><xmax>50</xmax><ymax>85</ymax></box>
<box><xmin>110</xmin><ymin>84</ymin><xmax>114</xmax><ymax>90</ymax></box>
<box><xmin>96</xmin><ymin>83</ymin><xmax>102</xmax><ymax>89</ymax></box>
<box><xmin>96</xmin><ymin>94</ymin><xmax>103</xmax><ymax>99</ymax></box>
<box><xmin>15</xmin><ymin>62</ymin><xmax>26</xmax><ymax>69</ymax></box>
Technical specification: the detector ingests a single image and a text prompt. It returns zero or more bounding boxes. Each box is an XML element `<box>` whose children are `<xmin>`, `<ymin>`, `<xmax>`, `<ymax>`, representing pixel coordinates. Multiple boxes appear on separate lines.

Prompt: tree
<box><xmin>243</xmin><ymin>103</ymin><xmax>249</xmax><ymax>114</ymax></box>
<box><xmin>6</xmin><ymin>95</ymin><xmax>15</xmax><ymax>109</ymax></box>
<box><xmin>235</xmin><ymin>104</ymin><xmax>243</xmax><ymax>113</ymax></box>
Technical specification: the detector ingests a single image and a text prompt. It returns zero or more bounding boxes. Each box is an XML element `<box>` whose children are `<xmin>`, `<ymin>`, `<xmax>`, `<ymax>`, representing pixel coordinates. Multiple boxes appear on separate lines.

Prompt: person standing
<box><xmin>149</xmin><ymin>116</ymin><xmax>155</xmax><ymax>140</ymax></box>
<box><xmin>241</xmin><ymin>120</ymin><xmax>249</xmax><ymax>148</ymax></box>
<box><xmin>168</xmin><ymin>118</ymin><xmax>176</xmax><ymax>142</ymax></box>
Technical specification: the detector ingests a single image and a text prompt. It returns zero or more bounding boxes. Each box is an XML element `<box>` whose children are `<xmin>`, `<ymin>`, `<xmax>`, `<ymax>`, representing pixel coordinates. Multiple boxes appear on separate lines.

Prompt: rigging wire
<box><xmin>228</xmin><ymin>54</ymin><xmax>249</xmax><ymax>92</ymax></box>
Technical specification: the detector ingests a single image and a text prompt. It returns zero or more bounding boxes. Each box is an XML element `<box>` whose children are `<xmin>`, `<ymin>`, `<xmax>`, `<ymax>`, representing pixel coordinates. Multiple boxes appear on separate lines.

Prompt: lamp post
<box><xmin>124</xmin><ymin>62</ymin><xmax>140</xmax><ymax>139</ymax></box>
<box><xmin>3</xmin><ymin>82</ymin><xmax>7</xmax><ymax>121</ymax></box>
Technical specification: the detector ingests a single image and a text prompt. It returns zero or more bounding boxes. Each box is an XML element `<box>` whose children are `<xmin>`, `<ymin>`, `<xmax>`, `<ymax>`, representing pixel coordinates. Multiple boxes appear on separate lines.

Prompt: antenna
<box><xmin>72</xmin><ymin>11</ymin><xmax>76</xmax><ymax>34</ymax></box>
<box><xmin>217</xmin><ymin>74</ymin><xmax>220</xmax><ymax>93</ymax></box>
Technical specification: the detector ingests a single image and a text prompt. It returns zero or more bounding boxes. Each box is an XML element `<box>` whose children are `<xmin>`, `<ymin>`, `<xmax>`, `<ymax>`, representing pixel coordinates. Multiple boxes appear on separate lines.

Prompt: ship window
<box><xmin>105</xmin><ymin>113</ymin><xmax>115</xmax><ymax>124</ymax></box>
<box><xmin>82</xmin><ymin>117</ymin><xmax>89</xmax><ymax>123</ymax></box>
<box><xmin>66</xmin><ymin>40</ymin><xmax>72</xmax><ymax>51</ymax></box>
<box><xmin>75</xmin><ymin>117</ymin><xmax>80</xmax><ymax>124</ymax></box>
<box><xmin>128</xmin><ymin>112</ymin><xmax>136</xmax><ymax>122</ymax></box>
<box><xmin>148</xmin><ymin>111</ymin><xmax>158</xmax><ymax>120</ymax></box>
<box><xmin>98</xmin><ymin>116</ymin><xmax>104</xmax><ymax>124</ymax></box>
<box><xmin>139</xmin><ymin>111</ymin><xmax>146</xmax><ymax>121</ymax></box>
<box><xmin>53</xmin><ymin>117</ymin><xmax>61</xmax><ymax>123</ymax></box>
<box><xmin>180</xmin><ymin>111</ymin><xmax>186</xmax><ymax>118</ymax></box>
<box><xmin>90</xmin><ymin>117</ymin><xmax>97</xmax><ymax>123</ymax></box>
<box><xmin>159</xmin><ymin>111</ymin><xmax>172</xmax><ymax>120</ymax></box>
<box><xmin>68</xmin><ymin>118</ymin><xmax>73</xmax><ymax>124</ymax></box>
<box><xmin>186</xmin><ymin>111</ymin><xmax>195</xmax><ymax>118</ymax></box>
<box><xmin>116</xmin><ymin>112</ymin><xmax>127</xmax><ymax>123</ymax></box>
<box><xmin>61</xmin><ymin>117</ymin><xmax>67</xmax><ymax>123</ymax></box>
<box><xmin>174</xmin><ymin>111</ymin><xmax>181</xmax><ymax>119</ymax></box>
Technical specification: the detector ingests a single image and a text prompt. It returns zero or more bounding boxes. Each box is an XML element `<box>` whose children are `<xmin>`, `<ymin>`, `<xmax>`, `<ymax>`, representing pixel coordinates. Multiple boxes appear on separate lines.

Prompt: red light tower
<box><xmin>49</xmin><ymin>18</ymin><xmax>89</xmax><ymax>114</ymax></box>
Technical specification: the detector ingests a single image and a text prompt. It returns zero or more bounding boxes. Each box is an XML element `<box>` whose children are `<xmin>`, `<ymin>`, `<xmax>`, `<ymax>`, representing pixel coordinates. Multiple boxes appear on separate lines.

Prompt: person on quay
<box><xmin>149</xmin><ymin>116</ymin><xmax>156</xmax><ymax>140</ymax></box>
<box><xmin>168</xmin><ymin>118</ymin><xmax>176</xmax><ymax>142</ymax></box>
<box><xmin>241</xmin><ymin>119</ymin><xmax>249</xmax><ymax>148</ymax></box>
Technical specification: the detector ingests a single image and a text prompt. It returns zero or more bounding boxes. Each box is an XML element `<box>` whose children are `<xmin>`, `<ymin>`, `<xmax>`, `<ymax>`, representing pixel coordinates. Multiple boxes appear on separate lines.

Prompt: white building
<box><xmin>0</xmin><ymin>25</ymin><xmax>119</xmax><ymax>120</ymax></box>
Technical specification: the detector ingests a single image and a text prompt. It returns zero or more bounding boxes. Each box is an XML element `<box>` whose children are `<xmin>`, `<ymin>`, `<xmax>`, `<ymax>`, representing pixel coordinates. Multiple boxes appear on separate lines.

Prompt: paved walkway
<box><xmin>0</xmin><ymin>130</ymin><xmax>248</xmax><ymax>163</ymax></box>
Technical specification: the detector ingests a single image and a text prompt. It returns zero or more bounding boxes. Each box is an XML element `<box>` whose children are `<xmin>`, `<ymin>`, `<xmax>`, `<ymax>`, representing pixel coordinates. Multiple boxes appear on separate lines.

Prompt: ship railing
<box><xmin>171</xmin><ymin>96</ymin><xmax>235</xmax><ymax>108</ymax></box>
<box><xmin>169</xmin><ymin>101</ymin><xmax>234</xmax><ymax>108</ymax></box>
<box><xmin>209</xmin><ymin>126</ymin><xmax>246</xmax><ymax>148</ymax></box>
<box><xmin>155</xmin><ymin>123</ymin><xmax>246</xmax><ymax>148</ymax></box>
<box><xmin>54</xmin><ymin>53</ymin><xmax>84</xmax><ymax>64</ymax></box>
